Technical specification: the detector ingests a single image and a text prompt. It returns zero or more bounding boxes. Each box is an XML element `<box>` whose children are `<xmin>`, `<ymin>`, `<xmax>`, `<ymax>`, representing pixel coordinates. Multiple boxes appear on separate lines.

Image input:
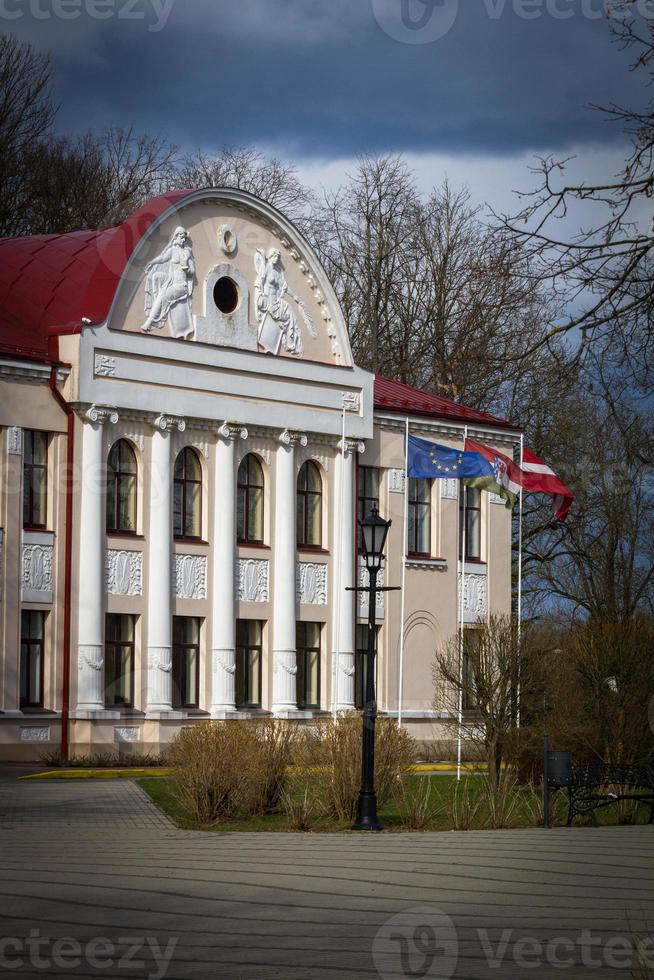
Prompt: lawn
<box><xmin>139</xmin><ymin>773</ymin><xmax>645</xmax><ymax>833</ymax></box>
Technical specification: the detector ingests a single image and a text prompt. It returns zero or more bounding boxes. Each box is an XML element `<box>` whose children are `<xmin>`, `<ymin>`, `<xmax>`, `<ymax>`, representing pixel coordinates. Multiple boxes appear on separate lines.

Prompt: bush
<box><xmin>301</xmin><ymin>714</ymin><xmax>417</xmax><ymax>823</ymax></box>
<box><xmin>394</xmin><ymin>776</ymin><xmax>442</xmax><ymax>830</ymax></box>
<box><xmin>168</xmin><ymin>720</ymin><xmax>299</xmax><ymax>825</ymax></box>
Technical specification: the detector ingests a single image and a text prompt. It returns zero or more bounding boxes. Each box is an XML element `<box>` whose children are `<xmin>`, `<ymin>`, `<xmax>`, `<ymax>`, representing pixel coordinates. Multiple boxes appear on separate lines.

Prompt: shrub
<box><xmin>248</xmin><ymin>718</ymin><xmax>300</xmax><ymax>814</ymax></box>
<box><xmin>168</xmin><ymin>720</ymin><xmax>299</xmax><ymax>825</ymax></box>
<box><xmin>394</xmin><ymin>776</ymin><xmax>442</xmax><ymax>830</ymax></box>
<box><xmin>169</xmin><ymin>722</ymin><xmax>258</xmax><ymax>824</ymax></box>
<box><xmin>280</xmin><ymin>777</ymin><xmax>324</xmax><ymax>831</ymax></box>
<box><xmin>301</xmin><ymin>714</ymin><xmax>417</xmax><ymax>823</ymax></box>
<box><xmin>448</xmin><ymin>776</ymin><xmax>482</xmax><ymax>831</ymax></box>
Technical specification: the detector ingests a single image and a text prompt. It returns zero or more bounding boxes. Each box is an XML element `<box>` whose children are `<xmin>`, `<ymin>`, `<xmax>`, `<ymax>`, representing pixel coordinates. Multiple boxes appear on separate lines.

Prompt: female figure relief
<box><xmin>141</xmin><ymin>227</ymin><xmax>196</xmax><ymax>339</ymax></box>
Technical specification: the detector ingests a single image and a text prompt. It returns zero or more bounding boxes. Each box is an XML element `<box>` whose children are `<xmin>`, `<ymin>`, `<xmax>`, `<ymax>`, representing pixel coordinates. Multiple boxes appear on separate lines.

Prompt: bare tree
<box><xmin>24</xmin><ymin>126</ymin><xmax>178</xmax><ymax>234</ymax></box>
<box><xmin>0</xmin><ymin>34</ymin><xmax>57</xmax><ymax>236</ymax></box>
<box><xmin>179</xmin><ymin>145</ymin><xmax>316</xmax><ymax>233</ymax></box>
<box><xmin>495</xmin><ymin>4</ymin><xmax>654</xmax><ymax>384</ymax></box>
<box><xmin>434</xmin><ymin>615</ymin><xmax>545</xmax><ymax>786</ymax></box>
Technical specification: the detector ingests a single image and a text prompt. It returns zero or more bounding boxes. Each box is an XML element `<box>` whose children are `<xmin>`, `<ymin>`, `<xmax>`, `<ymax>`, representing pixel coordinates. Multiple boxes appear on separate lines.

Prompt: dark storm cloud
<box><xmin>4</xmin><ymin>0</ymin><xmax>645</xmax><ymax>157</ymax></box>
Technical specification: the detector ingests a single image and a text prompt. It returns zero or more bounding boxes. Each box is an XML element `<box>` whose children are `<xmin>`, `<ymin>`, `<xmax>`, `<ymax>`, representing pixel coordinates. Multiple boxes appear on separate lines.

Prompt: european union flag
<box><xmin>407</xmin><ymin>435</ymin><xmax>494</xmax><ymax>480</ymax></box>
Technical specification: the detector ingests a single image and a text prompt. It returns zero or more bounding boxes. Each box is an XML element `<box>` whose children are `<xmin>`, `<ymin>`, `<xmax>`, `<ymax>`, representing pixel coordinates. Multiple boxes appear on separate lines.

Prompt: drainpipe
<box><xmin>49</xmin><ymin>365</ymin><xmax>74</xmax><ymax>762</ymax></box>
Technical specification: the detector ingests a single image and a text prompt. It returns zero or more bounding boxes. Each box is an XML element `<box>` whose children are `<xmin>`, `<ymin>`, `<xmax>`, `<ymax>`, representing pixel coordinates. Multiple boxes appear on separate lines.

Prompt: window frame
<box><xmin>172</xmin><ymin>616</ymin><xmax>200</xmax><ymax>709</ymax></box>
<box><xmin>357</xmin><ymin>466</ymin><xmax>381</xmax><ymax>553</ymax></box>
<box><xmin>235</xmin><ymin>619</ymin><xmax>263</xmax><ymax>710</ymax></box>
<box><xmin>296</xmin><ymin>621</ymin><xmax>321</xmax><ymax>709</ymax></box>
<box><xmin>297</xmin><ymin>460</ymin><xmax>323</xmax><ymax>549</ymax></box>
<box><xmin>22</xmin><ymin>430</ymin><xmax>48</xmax><ymax>530</ymax></box>
<box><xmin>104</xmin><ymin>614</ymin><xmax>135</xmax><ymax>709</ymax></box>
<box><xmin>459</xmin><ymin>486</ymin><xmax>483</xmax><ymax>562</ymax></box>
<box><xmin>407</xmin><ymin>476</ymin><xmax>432</xmax><ymax>558</ymax></box>
<box><xmin>20</xmin><ymin>610</ymin><xmax>45</xmax><ymax>709</ymax></box>
<box><xmin>237</xmin><ymin>454</ymin><xmax>265</xmax><ymax>546</ymax></box>
<box><xmin>174</xmin><ymin>447</ymin><xmax>203</xmax><ymax>541</ymax></box>
<box><xmin>106</xmin><ymin>439</ymin><xmax>138</xmax><ymax>534</ymax></box>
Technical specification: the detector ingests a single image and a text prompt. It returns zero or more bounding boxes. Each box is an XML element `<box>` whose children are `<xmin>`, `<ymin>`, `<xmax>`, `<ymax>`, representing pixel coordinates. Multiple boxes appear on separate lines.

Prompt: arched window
<box><xmin>174</xmin><ymin>448</ymin><xmax>202</xmax><ymax>539</ymax></box>
<box><xmin>297</xmin><ymin>460</ymin><xmax>322</xmax><ymax>548</ymax></box>
<box><xmin>106</xmin><ymin>440</ymin><xmax>137</xmax><ymax>533</ymax></box>
<box><xmin>237</xmin><ymin>454</ymin><xmax>264</xmax><ymax>544</ymax></box>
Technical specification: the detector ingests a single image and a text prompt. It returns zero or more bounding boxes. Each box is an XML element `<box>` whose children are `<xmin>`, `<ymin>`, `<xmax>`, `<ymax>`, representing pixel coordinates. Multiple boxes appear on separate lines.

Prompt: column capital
<box><xmin>84</xmin><ymin>405</ymin><xmax>119</xmax><ymax>426</ymax></box>
<box><xmin>279</xmin><ymin>429</ymin><xmax>308</xmax><ymax>448</ymax></box>
<box><xmin>218</xmin><ymin>421</ymin><xmax>249</xmax><ymax>442</ymax></box>
<box><xmin>339</xmin><ymin>438</ymin><xmax>366</xmax><ymax>456</ymax></box>
<box><xmin>153</xmin><ymin>414</ymin><xmax>186</xmax><ymax>433</ymax></box>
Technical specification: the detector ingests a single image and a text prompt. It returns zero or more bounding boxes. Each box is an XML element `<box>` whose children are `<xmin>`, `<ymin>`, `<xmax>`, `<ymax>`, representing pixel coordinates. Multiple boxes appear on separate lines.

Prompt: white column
<box><xmin>77</xmin><ymin>406</ymin><xmax>118</xmax><ymax>711</ymax></box>
<box><xmin>332</xmin><ymin>439</ymin><xmax>364</xmax><ymax>711</ymax></box>
<box><xmin>211</xmin><ymin>423</ymin><xmax>248</xmax><ymax>717</ymax></box>
<box><xmin>147</xmin><ymin>414</ymin><xmax>185</xmax><ymax>713</ymax></box>
<box><xmin>272</xmin><ymin>429</ymin><xmax>307</xmax><ymax>714</ymax></box>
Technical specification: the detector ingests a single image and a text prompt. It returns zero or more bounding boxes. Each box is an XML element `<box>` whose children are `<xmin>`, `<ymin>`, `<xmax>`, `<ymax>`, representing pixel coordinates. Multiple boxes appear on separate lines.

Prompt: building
<box><xmin>0</xmin><ymin>189</ymin><xmax>520</xmax><ymax>761</ymax></box>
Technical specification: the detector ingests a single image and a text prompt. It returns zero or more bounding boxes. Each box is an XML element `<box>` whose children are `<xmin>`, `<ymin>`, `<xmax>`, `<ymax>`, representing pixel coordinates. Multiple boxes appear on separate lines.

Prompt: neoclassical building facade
<box><xmin>0</xmin><ymin>189</ymin><xmax>519</xmax><ymax>760</ymax></box>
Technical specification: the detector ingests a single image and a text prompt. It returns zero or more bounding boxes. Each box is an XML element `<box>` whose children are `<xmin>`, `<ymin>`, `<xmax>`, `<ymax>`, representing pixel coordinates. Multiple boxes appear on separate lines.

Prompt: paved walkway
<box><xmin>0</xmin><ymin>778</ymin><xmax>652</xmax><ymax>979</ymax></box>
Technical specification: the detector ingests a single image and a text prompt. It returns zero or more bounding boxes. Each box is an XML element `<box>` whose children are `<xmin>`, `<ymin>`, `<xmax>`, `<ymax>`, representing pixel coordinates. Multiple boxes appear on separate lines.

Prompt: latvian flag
<box><xmin>464</xmin><ymin>438</ymin><xmax>523</xmax><ymax>510</ymax></box>
<box><xmin>521</xmin><ymin>447</ymin><xmax>573</xmax><ymax>521</ymax></box>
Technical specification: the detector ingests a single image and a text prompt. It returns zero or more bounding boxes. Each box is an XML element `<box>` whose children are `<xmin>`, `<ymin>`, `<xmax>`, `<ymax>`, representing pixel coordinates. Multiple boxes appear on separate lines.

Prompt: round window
<box><xmin>213</xmin><ymin>276</ymin><xmax>239</xmax><ymax>315</ymax></box>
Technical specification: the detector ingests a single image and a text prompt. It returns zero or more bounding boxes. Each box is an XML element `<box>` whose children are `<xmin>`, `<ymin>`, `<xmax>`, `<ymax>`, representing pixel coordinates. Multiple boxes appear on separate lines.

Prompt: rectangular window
<box><xmin>20</xmin><ymin>611</ymin><xmax>45</xmax><ymax>708</ymax></box>
<box><xmin>235</xmin><ymin>619</ymin><xmax>262</xmax><ymax>709</ymax></box>
<box><xmin>358</xmin><ymin>466</ymin><xmax>381</xmax><ymax>552</ymax></box>
<box><xmin>296</xmin><ymin>622</ymin><xmax>320</xmax><ymax>709</ymax></box>
<box><xmin>355</xmin><ymin>624</ymin><xmax>380</xmax><ymax>710</ymax></box>
<box><xmin>172</xmin><ymin>617</ymin><xmax>200</xmax><ymax>709</ymax></box>
<box><xmin>408</xmin><ymin>477</ymin><xmax>432</xmax><ymax>556</ymax></box>
<box><xmin>459</xmin><ymin>486</ymin><xmax>482</xmax><ymax>561</ymax></box>
<box><xmin>105</xmin><ymin>614</ymin><xmax>135</xmax><ymax>708</ymax></box>
<box><xmin>23</xmin><ymin>430</ymin><xmax>48</xmax><ymax>529</ymax></box>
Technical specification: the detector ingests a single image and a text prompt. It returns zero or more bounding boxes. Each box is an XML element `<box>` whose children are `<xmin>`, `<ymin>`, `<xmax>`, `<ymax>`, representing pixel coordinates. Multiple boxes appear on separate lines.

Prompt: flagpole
<box><xmin>398</xmin><ymin>418</ymin><xmax>409</xmax><ymax>729</ymax></box>
<box><xmin>457</xmin><ymin>425</ymin><xmax>468</xmax><ymax>781</ymax></box>
<box><xmin>333</xmin><ymin>403</ymin><xmax>347</xmax><ymax>721</ymax></box>
<box><xmin>516</xmin><ymin>433</ymin><xmax>524</xmax><ymax>728</ymax></box>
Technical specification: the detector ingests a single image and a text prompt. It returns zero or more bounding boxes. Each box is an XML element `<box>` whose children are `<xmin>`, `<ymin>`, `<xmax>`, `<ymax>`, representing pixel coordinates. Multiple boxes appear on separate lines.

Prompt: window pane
<box><xmin>247</xmin><ymin>648</ymin><xmax>261</xmax><ymax>705</ymax></box>
<box><xmin>248</xmin><ymin>487</ymin><xmax>263</xmax><ymax>541</ymax></box>
<box><xmin>296</xmin><ymin>497</ymin><xmax>305</xmax><ymax>546</ymax></box>
<box><xmin>307</xmin><ymin>493</ymin><xmax>321</xmax><ymax>546</ymax></box>
<box><xmin>417</xmin><ymin>503</ymin><xmax>430</xmax><ymax>553</ymax></box>
<box><xmin>306</xmin><ymin>649</ymin><xmax>319</xmax><ymax>706</ymax></box>
<box><xmin>184</xmin><ymin>646</ymin><xmax>198</xmax><ymax>706</ymax></box>
<box><xmin>173</xmin><ymin>482</ymin><xmax>183</xmax><ymax>536</ymax></box>
<box><xmin>106</xmin><ymin>479</ymin><xmax>117</xmax><ymax>531</ymax></box>
<box><xmin>118</xmin><ymin>474</ymin><xmax>137</xmax><ymax>531</ymax></box>
<box><xmin>185</xmin><ymin>482</ymin><xmax>201</xmax><ymax>537</ymax></box>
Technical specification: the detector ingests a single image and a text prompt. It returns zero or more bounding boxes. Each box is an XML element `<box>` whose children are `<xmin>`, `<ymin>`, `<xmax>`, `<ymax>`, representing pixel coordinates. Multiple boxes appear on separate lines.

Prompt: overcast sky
<box><xmin>6</xmin><ymin>0</ymin><xmax>646</xmax><ymax>213</ymax></box>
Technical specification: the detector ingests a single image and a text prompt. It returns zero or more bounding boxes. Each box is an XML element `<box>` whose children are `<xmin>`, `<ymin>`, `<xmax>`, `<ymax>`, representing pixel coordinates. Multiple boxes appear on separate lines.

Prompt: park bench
<box><xmin>565</xmin><ymin>763</ymin><xmax>654</xmax><ymax>827</ymax></box>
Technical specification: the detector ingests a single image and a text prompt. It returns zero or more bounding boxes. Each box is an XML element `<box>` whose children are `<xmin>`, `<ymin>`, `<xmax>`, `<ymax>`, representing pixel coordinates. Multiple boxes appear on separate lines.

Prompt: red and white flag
<box><xmin>521</xmin><ymin>447</ymin><xmax>573</xmax><ymax>521</ymax></box>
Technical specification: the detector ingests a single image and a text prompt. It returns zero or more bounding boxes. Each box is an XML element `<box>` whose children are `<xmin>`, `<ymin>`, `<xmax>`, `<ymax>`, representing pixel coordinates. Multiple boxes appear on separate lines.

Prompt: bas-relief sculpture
<box><xmin>141</xmin><ymin>227</ymin><xmax>196</xmax><ymax>339</ymax></box>
<box><xmin>254</xmin><ymin>248</ymin><xmax>317</xmax><ymax>357</ymax></box>
<box><xmin>134</xmin><ymin>218</ymin><xmax>337</xmax><ymax>361</ymax></box>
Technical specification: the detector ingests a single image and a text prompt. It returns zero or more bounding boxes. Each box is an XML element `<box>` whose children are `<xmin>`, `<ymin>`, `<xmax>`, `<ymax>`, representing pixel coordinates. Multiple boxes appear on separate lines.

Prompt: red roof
<box><xmin>374</xmin><ymin>375</ymin><xmax>515</xmax><ymax>431</ymax></box>
<box><xmin>0</xmin><ymin>190</ymin><xmax>196</xmax><ymax>361</ymax></box>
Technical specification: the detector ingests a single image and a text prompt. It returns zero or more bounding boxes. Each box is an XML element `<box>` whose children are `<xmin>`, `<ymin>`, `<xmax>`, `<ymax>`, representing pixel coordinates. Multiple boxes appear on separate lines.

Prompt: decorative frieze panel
<box><xmin>357</xmin><ymin>557</ymin><xmax>385</xmax><ymax>620</ymax></box>
<box><xmin>22</xmin><ymin>542</ymin><xmax>54</xmax><ymax>603</ymax></box>
<box><xmin>114</xmin><ymin>727</ymin><xmax>140</xmax><ymax>743</ymax></box>
<box><xmin>458</xmin><ymin>572</ymin><xmax>487</xmax><ymax>623</ymax></box>
<box><xmin>441</xmin><ymin>479</ymin><xmax>459</xmax><ymax>500</ymax></box>
<box><xmin>106</xmin><ymin>550</ymin><xmax>143</xmax><ymax>597</ymax></box>
<box><xmin>342</xmin><ymin>392</ymin><xmax>360</xmax><ymax>412</ymax></box>
<box><xmin>490</xmin><ymin>492</ymin><xmax>505</xmax><ymax>505</ymax></box>
<box><xmin>297</xmin><ymin>447</ymin><xmax>331</xmax><ymax>473</ymax></box>
<box><xmin>173</xmin><ymin>554</ymin><xmax>208</xmax><ymax>600</ymax></box>
<box><xmin>94</xmin><ymin>354</ymin><xmax>116</xmax><ymax>377</ymax></box>
<box><xmin>296</xmin><ymin>562</ymin><xmax>328</xmax><ymax>605</ymax></box>
<box><xmin>107</xmin><ymin>422</ymin><xmax>145</xmax><ymax>453</ymax></box>
<box><xmin>7</xmin><ymin>426</ymin><xmax>22</xmax><ymax>455</ymax></box>
<box><xmin>388</xmin><ymin>469</ymin><xmax>406</xmax><ymax>493</ymax></box>
<box><xmin>236</xmin><ymin>558</ymin><xmax>269</xmax><ymax>603</ymax></box>
<box><xmin>20</xmin><ymin>727</ymin><xmax>50</xmax><ymax>742</ymax></box>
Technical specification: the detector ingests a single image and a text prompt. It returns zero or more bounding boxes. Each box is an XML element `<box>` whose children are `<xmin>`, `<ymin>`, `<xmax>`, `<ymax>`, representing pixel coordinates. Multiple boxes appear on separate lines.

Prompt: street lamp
<box><xmin>352</xmin><ymin>504</ymin><xmax>392</xmax><ymax>831</ymax></box>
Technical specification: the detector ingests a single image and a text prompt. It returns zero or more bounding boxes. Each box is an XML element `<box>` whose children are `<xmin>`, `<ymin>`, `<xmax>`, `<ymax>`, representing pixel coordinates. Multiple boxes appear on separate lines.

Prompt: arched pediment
<box><xmin>107</xmin><ymin>189</ymin><xmax>353</xmax><ymax>368</ymax></box>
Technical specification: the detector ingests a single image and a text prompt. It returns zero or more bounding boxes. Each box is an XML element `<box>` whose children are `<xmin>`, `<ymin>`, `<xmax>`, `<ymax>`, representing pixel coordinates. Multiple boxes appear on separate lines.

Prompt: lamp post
<box><xmin>351</xmin><ymin>504</ymin><xmax>392</xmax><ymax>832</ymax></box>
